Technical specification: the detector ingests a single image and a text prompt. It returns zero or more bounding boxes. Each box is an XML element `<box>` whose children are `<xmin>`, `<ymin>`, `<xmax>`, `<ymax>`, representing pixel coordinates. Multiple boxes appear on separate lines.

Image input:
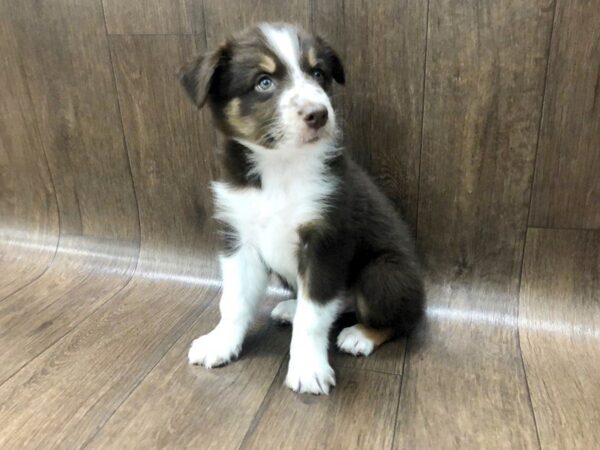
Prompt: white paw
<box><xmin>270</xmin><ymin>299</ymin><xmax>297</xmax><ymax>324</ymax></box>
<box><xmin>285</xmin><ymin>357</ymin><xmax>336</xmax><ymax>395</ymax></box>
<box><xmin>188</xmin><ymin>327</ymin><xmax>242</xmax><ymax>368</ymax></box>
<box><xmin>337</xmin><ymin>325</ymin><xmax>375</xmax><ymax>356</ymax></box>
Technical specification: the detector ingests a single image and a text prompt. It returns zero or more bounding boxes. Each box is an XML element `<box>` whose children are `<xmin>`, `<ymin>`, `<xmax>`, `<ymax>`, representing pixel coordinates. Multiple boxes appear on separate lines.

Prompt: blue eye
<box><xmin>311</xmin><ymin>68</ymin><xmax>325</xmax><ymax>82</ymax></box>
<box><xmin>256</xmin><ymin>75</ymin><xmax>274</xmax><ymax>91</ymax></box>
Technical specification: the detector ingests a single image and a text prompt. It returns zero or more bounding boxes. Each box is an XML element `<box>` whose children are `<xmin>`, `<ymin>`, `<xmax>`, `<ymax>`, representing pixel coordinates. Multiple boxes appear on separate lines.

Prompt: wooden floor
<box><xmin>0</xmin><ymin>228</ymin><xmax>597</xmax><ymax>449</ymax></box>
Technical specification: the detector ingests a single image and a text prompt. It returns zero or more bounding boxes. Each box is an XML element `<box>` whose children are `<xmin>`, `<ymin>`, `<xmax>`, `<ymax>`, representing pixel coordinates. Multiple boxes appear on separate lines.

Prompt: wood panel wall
<box><xmin>3</xmin><ymin>0</ymin><xmax>598</xmax><ymax>281</ymax></box>
<box><xmin>0</xmin><ymin>0</ymin><xmax>598</xmax><ymax>448</ymax></box>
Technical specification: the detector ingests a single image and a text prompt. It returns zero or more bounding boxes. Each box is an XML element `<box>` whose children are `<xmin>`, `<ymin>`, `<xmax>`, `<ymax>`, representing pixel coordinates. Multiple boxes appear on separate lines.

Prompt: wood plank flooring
<box><xmin>2</xmin><ymin>234</ymin><xmax>598</xmax><ymax>449</ymax></box>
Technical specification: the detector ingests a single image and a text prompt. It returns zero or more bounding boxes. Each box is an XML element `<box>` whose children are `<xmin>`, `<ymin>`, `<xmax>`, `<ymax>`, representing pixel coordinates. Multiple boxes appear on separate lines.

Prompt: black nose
<box><xmin>302</xmin><ymin>106</ymin><xmax>328</xmax><ymax>130</ymax></box>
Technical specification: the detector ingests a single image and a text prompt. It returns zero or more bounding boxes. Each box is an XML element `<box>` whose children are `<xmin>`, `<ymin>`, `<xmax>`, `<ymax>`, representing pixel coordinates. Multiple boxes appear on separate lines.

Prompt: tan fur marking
<box><xmin>307</xmin><ymin>47</ymin><xmax>318</xmax><ymax>67</ymax></box>
<box><xmin>259</xmin><ymin>55</ymin><xmax>277</xmax><ymax>73</ymax></box>
<box><xmin>356</xmin><ymin>293</ymin><xmax>369</xmax><ymax>321</ymax></box>
<box><xmin>355</xmin><ymin>324</ymin><xmax>394</xmax><ymax>347</ymax></box>
<box><xmin>225</xmin><ymin>98</ymin><xmax>255</xmax><ymax>135</ymax></box>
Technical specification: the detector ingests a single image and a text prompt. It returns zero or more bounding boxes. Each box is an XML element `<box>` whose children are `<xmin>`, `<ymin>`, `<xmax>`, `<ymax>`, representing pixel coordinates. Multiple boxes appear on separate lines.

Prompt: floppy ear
<box><xmin>179</xmin><ymin>47</ymin><xmax>225</xmax><ymax>108</ymax></box>
<box><xmin>328</xmin><ymin>47</ymin><xmax>345</xmax><ymax>85</ymax></box>
<box><xmin>315</xmin><ymin>37</ymin><xmax>345</xmax><ymax>85</ymax></box>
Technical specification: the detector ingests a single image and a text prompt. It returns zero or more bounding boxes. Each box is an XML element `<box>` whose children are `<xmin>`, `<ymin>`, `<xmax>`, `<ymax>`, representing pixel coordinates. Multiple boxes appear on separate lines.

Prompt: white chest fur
<box><xmin>212</xmin><ymin>144</ymin><xmax>338</xmax><ymax>285</ymax></box>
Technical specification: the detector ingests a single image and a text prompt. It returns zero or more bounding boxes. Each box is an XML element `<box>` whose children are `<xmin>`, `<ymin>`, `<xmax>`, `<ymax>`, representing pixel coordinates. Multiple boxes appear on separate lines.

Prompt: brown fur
<box><xmin>180</xmin><ymin>23</ymin><xmax>423</xmax><ymax>342</ymax></box>
<box><xmin>355</xmin><ymin>324</ymin><xmax>395</xmax><ymax>347</ymax></box>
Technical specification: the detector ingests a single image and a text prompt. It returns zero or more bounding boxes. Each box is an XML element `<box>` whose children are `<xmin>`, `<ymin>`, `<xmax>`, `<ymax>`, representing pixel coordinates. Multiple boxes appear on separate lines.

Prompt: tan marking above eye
<box><xmin>307</xmin><ymin>47</ymin><xmax>317</xmax><ymax>67</ymax></box>
<box><xmin>259</xmin><ymin>55</ymin><xmax>277</xmax><ymax>73</ymax></box>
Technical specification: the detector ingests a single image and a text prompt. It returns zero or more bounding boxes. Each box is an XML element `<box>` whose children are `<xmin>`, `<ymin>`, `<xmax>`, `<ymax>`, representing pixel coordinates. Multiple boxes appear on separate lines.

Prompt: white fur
<box><xmin>188</xmin><ymin>247</ymin><xmax>268</xmax><ymax>367</ymax></box>
<box><xmin>191</xmin><ymin>142</ymin><xmax>339</xmax><ymax>372</ymax></box>
<box><xmin>337</xmin><ymin>325</ymin><xmax>376</xmax><ymax>356</ymax></box>
<box><xmin>190</xmin><ymin>24</ymin><xmax>344</xmax><ymax>396</ymax></box>
<box><xmin>260</xmin><ymin>23</ymin><xmax>337</xmax><ymax>146</ymax></box>
<box><xmin>286</xmin><ymin>290</ymin><xmax>342</xmax><ymax>395</ymax></box>
<box><xmin>270</xmin><ymin>299</ymin><xmax>297</xmax><ymax>323</ymax></box>
<box><xmin>259</xmin><ymin>25</ymin><xmax>302</xmax><ymax>79</ymax></box>
<box><xmin>212</xmin><ymin>143</ymin><xmax>339</xmax><ymax>284</ymax></box>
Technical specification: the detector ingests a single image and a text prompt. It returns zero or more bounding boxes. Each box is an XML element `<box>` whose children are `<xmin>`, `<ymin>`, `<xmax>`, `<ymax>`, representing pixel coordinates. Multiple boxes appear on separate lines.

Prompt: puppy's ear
<box><xmin>329</xmin><ymin>48</ymin><xmax>345</xmax><ymax>85</ymax></box>
<box><xmin>179</xmin><ymin>46</ymin><xmax>227</xmax><ymax>108</ymax></box>
<box><xmin>317</xmin><ymin>37</ymin><xmax>345</xmax><ymax>85</ymax></box>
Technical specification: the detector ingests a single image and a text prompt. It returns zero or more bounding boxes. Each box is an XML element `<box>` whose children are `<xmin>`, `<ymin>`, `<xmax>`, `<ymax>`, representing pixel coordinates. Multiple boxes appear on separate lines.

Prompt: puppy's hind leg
<box><xmin>337</xmin><ymin>320</ymin><xmax>394</xmax><ymax>357</ymax></box>
<box><xmin>337</xmin><ymin>254</ymin><xmax>424</xmax><ymax>357</ymax></box>
<box><xmin>270</xmin><ymin>299</ymin><xmax>297</xmax><ymax>324</ymax></box>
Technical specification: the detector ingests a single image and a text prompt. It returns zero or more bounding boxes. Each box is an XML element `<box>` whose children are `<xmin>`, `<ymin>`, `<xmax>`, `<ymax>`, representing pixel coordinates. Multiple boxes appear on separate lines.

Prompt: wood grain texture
<box><xmin>397</xmin><ymin>1</ymin><xmax>555</xmax><ymax>448</ymax></box>
<box><xmin>0</xmin><ymin>240</ymin><xmax>139</xmax><ymax>385</ymax></box>
<box><xmin>0</xmin><ymin>0</ymin><xmax>140</xmax><ymax>385</ymax></box>
<box><xmin>395</xmin><ymin>279</ymin><xmax>539</xmax><ymax>449</ymax></box>
<box><xmin>87</xmin><ymin>294</ymin><xmax>289</xmax><ymax>450</ymax></box>
<box><xmin>0</xmin><ymin>277</ymin><xmax>219</xmax><ymax>449</ymax></box>
<box><xmin>109</xmin><ymin>34</ymin><xmax>218</xmax><ymax>269</ymax></box>
<box><xmin>201</xmin><ymin>0</ymin><xmax>310</xmax><ymax>44</ymax></box>
<box><xmin>242</xmin><ymin>360</ymin><xmax>401</xmax><ymax>450</ymax></box>
<box><xmin>6</xmin><ymin>0</ymin><xmax>140</xmax><ymax>244</ymax></box>
<box><xmin>520</xmin><ymin>228</ymin><xmax>600</xmax><ymax>449</ymax></box>
<box><xmin>529</xmin><ymin>0</ymin><xmax>600</xmax><ymax>229</ymax></box>
<box><xmin>102</xmin><ymin>0</ymin><xmax>193</xmax><ymax>35</ymax></box>
<box><xmin>0</xmin><ymin>19</ymin><xmax>58</xmax><ymax>298</ymax></box>
<box><xmin>316</xmin><ymin>0</ymin><xmax>428</xmax><ymax>223</ymax></box>
<box><xmin>416</xmin><ymin>0</ymin><xmax>553</xmax><ymax>282</ymax></box>
<box><xmin>0</xmin><ymin>33</ymin><xmax>228</xmax><ymax>449</ymax></box>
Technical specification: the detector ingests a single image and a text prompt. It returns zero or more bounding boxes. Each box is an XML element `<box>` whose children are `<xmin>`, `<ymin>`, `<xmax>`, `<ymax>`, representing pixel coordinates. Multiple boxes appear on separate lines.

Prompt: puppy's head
<box><xmin>180</xmin><ymin>23</ymin><xmax>344</xmax><ymax>149</ymax></box>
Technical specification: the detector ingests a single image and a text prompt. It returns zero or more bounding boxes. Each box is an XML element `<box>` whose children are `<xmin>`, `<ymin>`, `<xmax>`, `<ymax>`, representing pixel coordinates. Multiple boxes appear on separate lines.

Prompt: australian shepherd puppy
<box><xmin>180</xmin><ymin>23</ymin><xmax>424</xmax><ymax>395</ymax></box>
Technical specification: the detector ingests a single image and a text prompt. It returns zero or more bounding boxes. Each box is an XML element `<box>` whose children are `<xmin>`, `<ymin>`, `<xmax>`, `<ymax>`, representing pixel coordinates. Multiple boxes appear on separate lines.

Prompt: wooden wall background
<box><xmin>0</xmin><ymin>0</ymin><xmax>598</xmax><ymax>448</ymax></box>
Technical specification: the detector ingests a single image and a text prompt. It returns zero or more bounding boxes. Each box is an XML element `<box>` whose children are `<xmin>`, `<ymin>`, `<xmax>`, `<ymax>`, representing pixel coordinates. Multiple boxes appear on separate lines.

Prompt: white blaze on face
<box><xmin>260</xmin><ymin>24</ymin><xmax>336</xmax><ymax>146</ymax></box>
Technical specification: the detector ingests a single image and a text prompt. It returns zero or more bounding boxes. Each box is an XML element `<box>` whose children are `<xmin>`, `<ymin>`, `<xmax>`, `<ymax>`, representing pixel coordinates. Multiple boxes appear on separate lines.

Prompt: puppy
<box><xmin>180</xmin><ymin>23</ymin><xmax>424</xmax><ymax>395</ymax></box>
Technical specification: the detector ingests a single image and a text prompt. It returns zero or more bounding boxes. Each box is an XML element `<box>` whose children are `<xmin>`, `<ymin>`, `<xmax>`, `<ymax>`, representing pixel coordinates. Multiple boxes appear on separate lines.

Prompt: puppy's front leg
<box><xmin>285</xmin><ymin>287</ymin><xmax>342</xmax><ymax>395</ymax></box>
<box><xmin>188</xmin><ymin>246</ymin><xmax>268</xmax><ymax>368</ymax></box>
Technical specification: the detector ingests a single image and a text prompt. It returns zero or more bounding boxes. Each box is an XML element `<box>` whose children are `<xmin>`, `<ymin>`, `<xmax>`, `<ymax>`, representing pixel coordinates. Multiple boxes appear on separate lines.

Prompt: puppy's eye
<box><xmin>311</xmin><ymin>68</ymin><xmax>325</xmax><ymax>82</ymax></box>
<box><xmin>256</xmin><ymin>75</ymin><xmax>275</xmax><ymax>91</ymax></box>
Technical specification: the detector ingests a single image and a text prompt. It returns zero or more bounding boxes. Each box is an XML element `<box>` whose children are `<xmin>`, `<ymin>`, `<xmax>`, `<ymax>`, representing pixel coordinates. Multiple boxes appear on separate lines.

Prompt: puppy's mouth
<box><xmin>300</xmin><ymin>128</ymin><xmax>328</xmax><ymax>145</ymax></box>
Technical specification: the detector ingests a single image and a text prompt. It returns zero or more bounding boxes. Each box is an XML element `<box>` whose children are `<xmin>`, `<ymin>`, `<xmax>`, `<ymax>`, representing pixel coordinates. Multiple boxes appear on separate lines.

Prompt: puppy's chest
<box><xmin>213</xmin><ymin>169</ymin><xmax>333</xmax><ymax>281</ymax></box>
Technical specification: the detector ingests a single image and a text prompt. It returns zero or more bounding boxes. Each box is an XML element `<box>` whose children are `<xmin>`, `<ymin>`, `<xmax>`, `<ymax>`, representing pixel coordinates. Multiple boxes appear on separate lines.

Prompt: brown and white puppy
<box><xmin>180</xmin><ymin>23</ymin><xmax>424</xmax><ymax>395</ymax></box>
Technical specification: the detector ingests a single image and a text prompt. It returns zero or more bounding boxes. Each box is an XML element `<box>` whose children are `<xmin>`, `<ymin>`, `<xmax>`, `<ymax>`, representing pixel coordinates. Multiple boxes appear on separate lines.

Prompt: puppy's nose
<box><xmin>301</xmin><ymin>105</ymin><xmax>328</xmax><ymax>130</ymax></box>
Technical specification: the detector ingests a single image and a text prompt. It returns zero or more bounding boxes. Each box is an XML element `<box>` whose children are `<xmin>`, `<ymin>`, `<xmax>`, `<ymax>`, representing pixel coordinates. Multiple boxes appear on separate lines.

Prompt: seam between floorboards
<box><xmin>413</xmin><ymin>0</ymin><xmax>430</xmax><ymax>238</ymax></box>
<box><xmin>100</xmin><ymin>0</ymin><xmax>143</xmax><ymax>262</ymax></box>
<box><xmin>524</xmin><ymin>0</ymin><xmax>558</xmax><ymax>230</ymax></box>
<box><xmin>516</xmin><ymin>230</ymin><xmax>543</xmax><ymax>450</ymax></box>
<box><xmin>392</xmin><ymin>0</ymin><xmax>429</xmax><ymax>444</ymax></box>
<box><xmin>237</xmin><ymin>354</ymin><xmax>289</xmax><ymax>450</ymax></box>
<box><xmin>80</xmin><ymin>288</ymin><xmax>222</xmax><ymax>449</ymax></box>
<box><xmin>0</xmin><ymin>24</ymin><xmax>64</xmax><ymax>305</ymax></box>
<box><xmin>236</xmin><ymin>355</ymin><xmax>405</xmax><ymax>449</ymax></box>
<box><xmin>0</xmin><ymin>259</ymin><xmax>140</xmax><ymax>390</ymax></box>
<box><xmin>390</xmin><ymin>339</ymin><xmax>410</xmax><ymax>449</ymax></box>
<box><xmin>0</xmin><ymin>251</ymin><xmax>58</xmax><ymax>304</ymax></box>
<box><xmin>516</xmin><ymin>1</ymin><xmax>559</xmax><ymax>447</ymax></box>
<box><xmin>528</xmin><ymin>225</ymin><xmax>600</xmax><ymax>232</ymax></box>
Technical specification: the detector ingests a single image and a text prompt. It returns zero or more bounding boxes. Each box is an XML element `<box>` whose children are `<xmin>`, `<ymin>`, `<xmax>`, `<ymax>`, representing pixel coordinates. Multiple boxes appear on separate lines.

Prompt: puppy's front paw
<box><xmin>188</xmin><ymin>328</ymin><xmax>241</xmax><ymax>368</ymax></box>
<box><xmin>285</xmin><ymin>358</ymin><xmax>335</xmax><ymax>395</ymax></box>
<box><xmin>270</xmin><ymin>299</ymin><xmax>297</xmax><ymax>324</ymax></box>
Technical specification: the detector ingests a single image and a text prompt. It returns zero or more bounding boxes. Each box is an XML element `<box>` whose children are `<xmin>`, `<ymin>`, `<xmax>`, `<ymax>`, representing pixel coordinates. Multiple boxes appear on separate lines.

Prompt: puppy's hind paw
<box><xmin>270</xmin><ymin>299</ymin><xmax>297</xmax><ymax>324</ymax></box>
<box><xmin>336</xmin><ymin>325</ymin><xmax>375</xmax><ymax>356</ymax></box>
